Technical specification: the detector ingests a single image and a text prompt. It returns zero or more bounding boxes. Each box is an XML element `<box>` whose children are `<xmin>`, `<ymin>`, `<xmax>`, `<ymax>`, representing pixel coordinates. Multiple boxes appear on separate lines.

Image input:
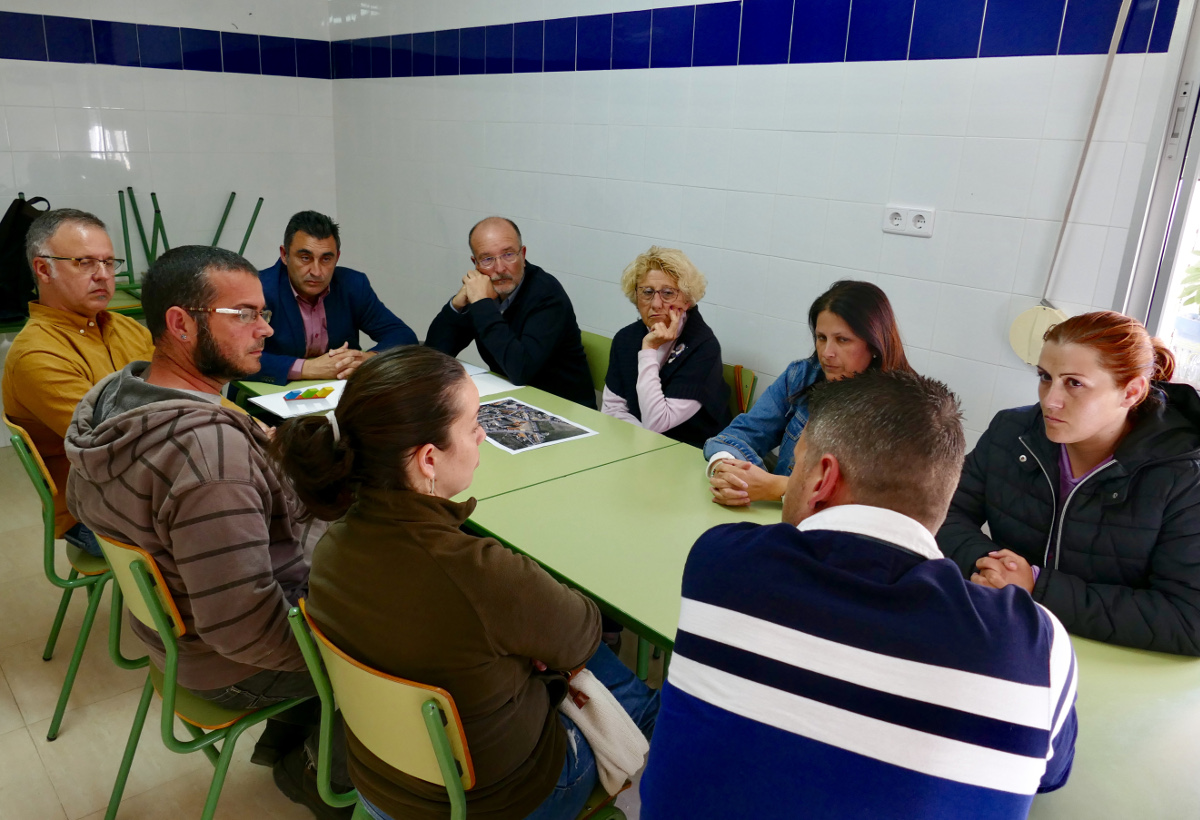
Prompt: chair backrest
<box><xmin>722</xmin><ymin>364</ymin><xmax>757</xmax><ymax>416</ymax></box>
<box><xmin>298</xmin><ymin>599</ymin><xmax>475</xmax><ymax>790</ymax></box>
<box><xmin>4</xmin><ymin>416</ymin><xmax>56</xmax><ymax>502</ymax></box>
<box><xmin>580</xmin><ymin>330</ymin><xmax>611</xmax><ymax>393</ymax></box>
<box><xmin>95</xmin><ymin>534</ymin><xmax>186</xmax><ymax>639</ymax></box>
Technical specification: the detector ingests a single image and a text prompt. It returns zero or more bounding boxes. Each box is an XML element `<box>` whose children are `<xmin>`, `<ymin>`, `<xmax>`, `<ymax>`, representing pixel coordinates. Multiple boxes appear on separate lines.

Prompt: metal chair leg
<box><xmin>200</xmin><ymin>724</ymin><xmax>246</xmax><ymax>820</ymax></box>
<box><xmin>43</xmin><ymin>568</ymin><xmax>79</xmax><ymax>661</ymax></box>
<box><xmin>105</xmin><ymin>675</ymin><xmax>154</xmax><ymax>820</ymax></box>
<box><xmin>636</xmin><ymin>637</ymin><xmax>651</xmax><ymax>681</ymax></box>
<box><xmin>47</xmin><ymin>575</ymin><xmax>109</xmax><ymax>740</ymax></box>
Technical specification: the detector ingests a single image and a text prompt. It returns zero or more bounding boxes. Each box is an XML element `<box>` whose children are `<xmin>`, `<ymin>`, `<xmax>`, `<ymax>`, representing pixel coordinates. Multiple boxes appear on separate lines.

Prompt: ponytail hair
<box><xmin>1042</xmin><ymin>310</ymin><xmax>1174</xmax><ymax>415</ymax></box>
<box><xmin>269</xmin><ymin>346</ymin><xmax>469</xmax><ymax>521</ymax></box>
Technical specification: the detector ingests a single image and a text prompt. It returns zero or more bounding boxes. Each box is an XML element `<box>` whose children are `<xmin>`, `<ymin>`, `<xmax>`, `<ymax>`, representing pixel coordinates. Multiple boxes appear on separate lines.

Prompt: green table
<box><xmin>232</xmin><ymin>379</ymin><xmax>678</xmax><ymax>501</ymax></box>
<box><xmin>1026</xmin><ymin>637</ymin><xmax>1200</xmax><ymax>819</ymax></box>
<box><xmin>468</xmin><ymin>443</ymin><xmax>782</xmax><ymax>646</ymax></box>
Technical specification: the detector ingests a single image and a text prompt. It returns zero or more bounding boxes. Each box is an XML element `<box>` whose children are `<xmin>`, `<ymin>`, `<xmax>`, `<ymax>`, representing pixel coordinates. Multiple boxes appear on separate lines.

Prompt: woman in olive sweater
<box><xmin>271</xmin><ymin>346</ymin><xmax>657</xmax><ymax>820</ymax></box>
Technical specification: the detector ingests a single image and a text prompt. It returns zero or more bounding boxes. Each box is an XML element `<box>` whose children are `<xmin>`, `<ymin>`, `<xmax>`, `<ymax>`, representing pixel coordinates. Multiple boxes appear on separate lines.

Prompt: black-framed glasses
<box><xmin>37</xmin><ymin>256</ymin><xmax>126</xmax><ymax>274</ymax></box>
<box><xmin>185</xmin><ymin>307</ymin><xmax>273</xmax><ymax>324</ymax></box>
<box><xmin>475</xmin><ymin>251</ymin><xmax>521</xmax><ymax>270</ymax></box>
<box><xmin>637</xmin><ymin>287</ymin><xmax>680</xmax><ymax>303</ymax></box>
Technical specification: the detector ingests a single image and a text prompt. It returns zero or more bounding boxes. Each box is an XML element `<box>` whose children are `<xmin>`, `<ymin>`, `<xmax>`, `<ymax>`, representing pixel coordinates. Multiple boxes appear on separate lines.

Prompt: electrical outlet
<box><xmin>882</xmin><ymin>207</ymin><xmax>909</xmax><ymax>235</ymax></box>
<box><xmin>909</xmin><ymin>208</ymin><xmax>934</xmax><ymax>237</ymax></box>
<box><xmin>882</xmin><ymin>205</ymin><xmax>935</xmax><ymax>238</ymax></box>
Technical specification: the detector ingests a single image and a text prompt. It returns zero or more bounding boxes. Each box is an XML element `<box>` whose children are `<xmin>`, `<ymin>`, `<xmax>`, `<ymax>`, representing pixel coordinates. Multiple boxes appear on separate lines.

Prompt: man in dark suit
<box><xmin>255</xmin><ymin>211</ymin><xmax>417</xmax><ymax>384</ymax></box>
<box><xmin>425</xmin><ymin>216</ymin><xmax>595</xmax><ymax>408</ymax></box>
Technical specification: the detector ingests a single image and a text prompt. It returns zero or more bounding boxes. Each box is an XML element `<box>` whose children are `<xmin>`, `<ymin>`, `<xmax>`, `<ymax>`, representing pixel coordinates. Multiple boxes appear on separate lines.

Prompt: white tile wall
<box><xmin>0</xmin><ymin>58</ymin><xmax>336</xmax><ymax>275</ymax></box>
<box><xmin>0</xmin><ymin>1</ymin><xmax>1181</xmax><ymax>442</ymax></box>
<box><xmin>329</xmin><ymin>45</ymin><xmax>1171</xmax><ymax>439</ymax></box>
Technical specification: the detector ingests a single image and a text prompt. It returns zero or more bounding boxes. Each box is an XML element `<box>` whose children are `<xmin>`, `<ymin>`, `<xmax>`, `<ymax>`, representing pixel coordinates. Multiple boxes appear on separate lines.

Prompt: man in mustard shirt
<box><xmin>2</xmin><ymin>208</ymin><xmax>154</xmax><ymax>555</ymax></box>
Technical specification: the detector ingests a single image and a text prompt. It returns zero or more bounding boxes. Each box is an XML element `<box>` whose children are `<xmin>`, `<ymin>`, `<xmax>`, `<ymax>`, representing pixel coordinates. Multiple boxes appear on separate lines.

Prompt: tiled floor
<box><xmin>0</xmin><ymin>445</ymin><xmax>653</xmax><ymax>819</ymax></box>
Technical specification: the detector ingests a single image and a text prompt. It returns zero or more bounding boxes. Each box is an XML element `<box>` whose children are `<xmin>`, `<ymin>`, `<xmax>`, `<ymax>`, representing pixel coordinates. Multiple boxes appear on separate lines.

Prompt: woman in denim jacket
<box><xmin>705</xmin><ymin>280</ymin><xmax>913</xmax><ymax>505</ymax></box>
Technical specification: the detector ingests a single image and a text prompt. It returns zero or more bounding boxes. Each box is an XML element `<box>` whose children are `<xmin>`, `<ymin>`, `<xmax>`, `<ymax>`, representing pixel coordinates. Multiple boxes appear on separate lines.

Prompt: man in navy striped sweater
<box><xmin>641</xmin><ymin>370</ymin><xmax>1077</xmax><ymax>819</ymax></box>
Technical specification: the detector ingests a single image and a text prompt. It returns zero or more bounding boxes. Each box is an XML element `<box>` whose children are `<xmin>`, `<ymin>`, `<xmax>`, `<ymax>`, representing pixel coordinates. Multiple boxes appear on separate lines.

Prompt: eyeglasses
<box><xmin>185</xmin><ymin>307</ymin><xmax>273</xmax><ymax>324</ymax></box>
<box><xmin>37</xmin><ymin>256</ymin><xmax>126</xmax><ymax>274</ymax></box>
<box><xmin>637</xmin><ymin>287</ymin><xmax>680</xmax><ymax>303</ymax></box>
<box><xmin>475</xmin><ymin>251</ymin><xmax>521</xmax><ymax>270</ymax></box>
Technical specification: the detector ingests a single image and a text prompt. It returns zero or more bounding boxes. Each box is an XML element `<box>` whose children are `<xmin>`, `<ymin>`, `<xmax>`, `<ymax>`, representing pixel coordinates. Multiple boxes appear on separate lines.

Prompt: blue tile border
<box><xmin>0</xmin><ymin>3</ymin><xmax>1180</xmax><ymax>80</ymax></box>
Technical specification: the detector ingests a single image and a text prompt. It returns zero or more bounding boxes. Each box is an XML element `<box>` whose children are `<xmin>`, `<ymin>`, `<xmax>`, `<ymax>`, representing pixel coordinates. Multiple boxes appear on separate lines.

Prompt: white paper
<box><xmin>472</xmin><ymin>372</ymin><xmax>517</xmax><ymax>396</ymax></box>
<box><xmin>478</xmin><ymin>397</ymin><xmax>597</xmax><ymax>454</ymax></box>
<box><xmin>461</xmin><ymin>361</ymin><xmax>488</xmax><ymax>376</ymax></box>
<box><xmin>248</xmin><ymin>380</ymin><xmax>347</xmax><ymax>419</ymax></box>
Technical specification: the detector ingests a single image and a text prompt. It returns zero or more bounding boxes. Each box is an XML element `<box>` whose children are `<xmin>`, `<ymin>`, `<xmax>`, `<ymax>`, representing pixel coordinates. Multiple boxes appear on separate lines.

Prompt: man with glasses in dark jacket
<box><xmin>425</xmin><ymin>216</ymin><xmax>596</xmax><ymax>408</ymax></box>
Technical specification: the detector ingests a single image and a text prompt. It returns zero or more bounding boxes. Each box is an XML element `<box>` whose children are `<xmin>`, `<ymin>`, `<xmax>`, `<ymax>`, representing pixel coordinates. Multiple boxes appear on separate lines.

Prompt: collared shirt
<box><xmin>286</xmin><ymin>280</ymin><xmax>330</xmax><ymax>380</ymax></box>
<box><xmin>2</xmin><ymin>301</ymin><xmax>154</xmax><ymax>535</ymax></box>
<box><xmin>795</xmin><ymin>503</ymin><xmax>944</xmax><ymax>561</ymax></box>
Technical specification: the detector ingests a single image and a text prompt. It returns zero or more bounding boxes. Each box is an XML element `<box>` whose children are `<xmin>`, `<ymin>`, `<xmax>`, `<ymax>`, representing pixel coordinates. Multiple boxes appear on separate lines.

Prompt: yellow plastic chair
<box><xmin>288</xmin><ymin>601</ymin><xmax>624</xmax><ymax>820</ymax></box>
<box><xmin>96</xmin><ymin>534</ymin><xmax>312</xmax><ymax>820</ymax></box>
<box><xmin>722</xmin><ymin>363</ymin><xmax>757</xmax><ymax>416</ymax></box>
<box><xmin>580</xmin><ymin>330</ymin><xmax>611</xmax><ymax>394</ymax></box>
<box><xmin>3</xmin><ymin>417</ymin><xmax>130</xmax><ymax>740</ymax></box>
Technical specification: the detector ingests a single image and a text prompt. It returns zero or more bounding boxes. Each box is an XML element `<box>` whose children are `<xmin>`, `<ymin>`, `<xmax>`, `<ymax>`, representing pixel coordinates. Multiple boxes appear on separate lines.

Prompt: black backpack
<box><xmin>0</xmin><ymin>196</ymin><xmax>50</xmax><ymax>322</ymax></box>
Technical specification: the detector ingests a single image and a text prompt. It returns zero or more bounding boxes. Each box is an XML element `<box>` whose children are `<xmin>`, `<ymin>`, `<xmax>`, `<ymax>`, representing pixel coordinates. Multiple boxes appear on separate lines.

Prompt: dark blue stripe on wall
<box><xmin>739</xmin><ymin>0</ymin><xmax>794</xmax><ymax>64</ymax></box>
<box><xmin>391</xmin><ymin>34</ymin><xmax>413</xmax><ymax>78</ymax></box>
<box><xmin>614</xmin><ymin>10</ymin><xmax>652</xmax><ymax>69</ymax></box>
<box><xmin>514</xmin><ymin>20</ymin><xmax>543</xmax><ymax>73</ymax></box>
<box><xmin>651</xmin><ymin>6</ymin><xmax>694</xmax><ymax>69</ymax></box>
<box><xmin>694</xmin><ymin>2</ymin><xmax>741</xmax><ymax>66</ymax></box>
<box><xmin>94</xmin><ymin>20</ymin><xmax>138</xmax><ymax>67</ymax></box>
<box><xmin>350</xmin><ymin>38</ymin><xmax>370</xmax><ymax>79</ymax></box>
<box><xmin>45</xmin><ymin>15</ymin><xmax>94</xmax><ymax>64</ymax></box>
<box><xmin>297</xmin><ymin>38</ymin><xmax>331</xmax><ymax>79</ymax></box>
<box><xmin>138</xmin><ymin>24</ymin><xmax>182</xmax><ymax>70</ymax></box>
<box><xmin>791</xmin><ymin>0</ymin><xmax>851</xmax><ymax>63</ymax></box>
<box><xmin>909</xmin><ymin>0</ymin><xmax>985</xmax><ymax>60</ymax></box>
<box><xmin>979</xmin><ymin>0</ymin><xmax>1067</xmax><ymax>57</ymax></box>
<box><xmin>369</xmin><ymin>35</ymin><xmax>391</xmax><ymax>78</ymax></box>
<box><xmin>486</xmin><ymin>24</ymin><xmax>513</xmax><ymax>73</ymax></box>
<box><xmin>182</xmin><ymin>28</ymin><xmax>222</xmax><ymax>72</ymax></box>
<box><xmin>412</xmin><ymin>31</ymin><xmax>435</xmax><ymax>76</ymax></box>
<box><xmin>0</xmin><ymin>3</ymin><xmax>1183</xmax><ymax>80</ymax></box>
<box><xmin>222</xmin><ymin>32</ymin><xmax>260</xmax><ymax>74</ymax></box>
<box><xmin>261</xmin><ymin>36</ymin><xmax>297</xmax><ymax>77</ymax></box>
<box><xmin>578</xmin><ymin>14</ymin><xmax>613</xmax><ymax>71</ymax></box>
<box><xmin>435</xmin><ymin>28</ymin><xmax>459</xmax><ymax>75</ymax></box>
<box><xmin>846</xmin><ymin>0</ymin><xmax>915</xmax><ymax>62</ymax></box>
<box><xmin>0</xmin><ymin>12</ymin><xmax>46</xmax><ymax>62</ymax></box>
<box><xmin>544</xmin><ymin>17</ymin><xmax>577</xmax><ymax>72</ymax></box>
<box><xmin>461</xmin><ymin>26</ymin><xmax>485</xmax><ymax>74</ymax></box>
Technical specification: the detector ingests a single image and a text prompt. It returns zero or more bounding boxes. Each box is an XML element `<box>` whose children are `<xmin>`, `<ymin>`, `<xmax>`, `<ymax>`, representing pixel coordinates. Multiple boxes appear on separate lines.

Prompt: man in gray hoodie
<box><xmin>65</xmin><ymin>245</ymin><xmax>348</xmax><ymax>818</ymax></box>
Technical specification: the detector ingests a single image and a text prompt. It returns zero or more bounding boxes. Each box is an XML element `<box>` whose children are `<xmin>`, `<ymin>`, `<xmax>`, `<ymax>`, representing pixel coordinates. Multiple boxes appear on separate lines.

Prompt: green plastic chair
<box><xmin>4</xmin><ymin>416</ymin><xmax>128</xmax><ymax>741</ymax></box>
<box><xmin>288</xmin><ymin>601</ymin><xmax>625</xmax><ymax>820</ymax></box>
<box><xmin>95</xmin><ymin>534</ymin><xmax>312</xmax><ymax>820</ymax></box>
<box><xmin>580</xmin><ymin>330</ymin><xmax>611</xmax><ymax>394</ymax></box>
<box><xmin>722</xmin><ymin>363</ymin><xmax>757</xmax><ymax>416</ymax></box>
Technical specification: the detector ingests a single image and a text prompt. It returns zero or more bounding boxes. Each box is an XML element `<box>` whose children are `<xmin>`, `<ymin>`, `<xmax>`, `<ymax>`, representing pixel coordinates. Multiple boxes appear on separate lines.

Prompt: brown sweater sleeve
<box><xmin>167</xmin><ymin>480</ymin><xmax>306</xmax><ymax>673</ymax></box>
<box><xmin>459</xmin><ymin>538</ymin><xmax>601</xmax><ymax>672</ymax></box>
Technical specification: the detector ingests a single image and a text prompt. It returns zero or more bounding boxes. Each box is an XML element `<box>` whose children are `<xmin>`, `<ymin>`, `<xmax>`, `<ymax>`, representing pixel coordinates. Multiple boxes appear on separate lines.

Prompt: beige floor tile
<box><xmin>0</xmin><ymin>572</ymin><xmax>90</xmax><ymax>652</ymax></box>
<box><xmin>0</xmin><ymin>521</ymin><xmax>74</xmax><ymax>584</ymax></box>
<box><xmin>78</xmin><ymin>739</ymin><xmax>312</xmax><ymax>820</ymax></box>
<box><xmin>0</xmin><ymin>726</ymin><xmax>68</xmax><ymax>820</ymax></box>
<box><xmin>31</xmin><ymin>687</ymin><xmax>211</xmax><ymax>820</ymax></box>
<box><xmin>0</xmin><ymin>671</ymin><xmax>25</xmax><ymax>736</ymax></box>
<box><xmin>0</xmin><ymin>607</ymin><xmax>145</xmax><ymax>727</ymax></box>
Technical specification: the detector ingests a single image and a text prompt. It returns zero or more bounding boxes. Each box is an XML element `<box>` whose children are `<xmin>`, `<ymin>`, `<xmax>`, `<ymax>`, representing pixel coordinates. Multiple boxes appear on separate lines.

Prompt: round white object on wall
<box><xmin>1009</xmin><ymin>305</ymin><xmax>1069</xmax><ymax>365</ymax></box>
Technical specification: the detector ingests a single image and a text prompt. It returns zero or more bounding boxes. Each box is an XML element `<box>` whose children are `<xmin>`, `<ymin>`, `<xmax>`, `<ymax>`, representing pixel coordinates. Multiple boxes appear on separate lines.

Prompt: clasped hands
<box><xmin>301</xmin><ymin>342</ymin><xmax>373</xmax><ymax>380</ymax></box>
<box><xmin>970</xmin><ymin>549</ymin><xmax>1036</xmax><ymax>593</ymax></box>
<box><xmin>708</xmin><ymin>458</ymin><xmax>788</xmax><ymax>506</ymax></box>
<box><xmin>451</xmin><ymin>269</ymin><xmax>499</xmax><ymax>310</ymax></box>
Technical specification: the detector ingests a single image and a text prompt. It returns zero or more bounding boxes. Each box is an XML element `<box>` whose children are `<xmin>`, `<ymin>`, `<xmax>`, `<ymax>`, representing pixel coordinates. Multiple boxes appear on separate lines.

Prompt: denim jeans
<box><xmin>359</xmin><ymin>643</ymin><xmax>659</xmax><ymax>820</ymax></box>
<box><xmin>64</xmin><ymin>522</ymin><xmax>103</xmax><ymax>557</ymax></box>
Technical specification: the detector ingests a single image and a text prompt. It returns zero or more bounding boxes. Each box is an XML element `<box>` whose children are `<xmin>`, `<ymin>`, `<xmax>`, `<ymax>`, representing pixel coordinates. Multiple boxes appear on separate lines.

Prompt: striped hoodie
<box><xmin>640</xmin><ymin>504</ymin><xmax>1078</xmax><ymax>820</ymax></box>
<box><xmin>65</xmin><ymin>362</ymin><xmax>322</xmax><ymax>690</ymax></box>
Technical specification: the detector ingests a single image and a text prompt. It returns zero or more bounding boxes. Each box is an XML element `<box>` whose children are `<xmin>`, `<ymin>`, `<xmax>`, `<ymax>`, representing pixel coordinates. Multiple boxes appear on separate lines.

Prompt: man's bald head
<box><xmin>468</xmin><ymin>216</ymin><xmax>522</xmax><ymax>255</ymax></box>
